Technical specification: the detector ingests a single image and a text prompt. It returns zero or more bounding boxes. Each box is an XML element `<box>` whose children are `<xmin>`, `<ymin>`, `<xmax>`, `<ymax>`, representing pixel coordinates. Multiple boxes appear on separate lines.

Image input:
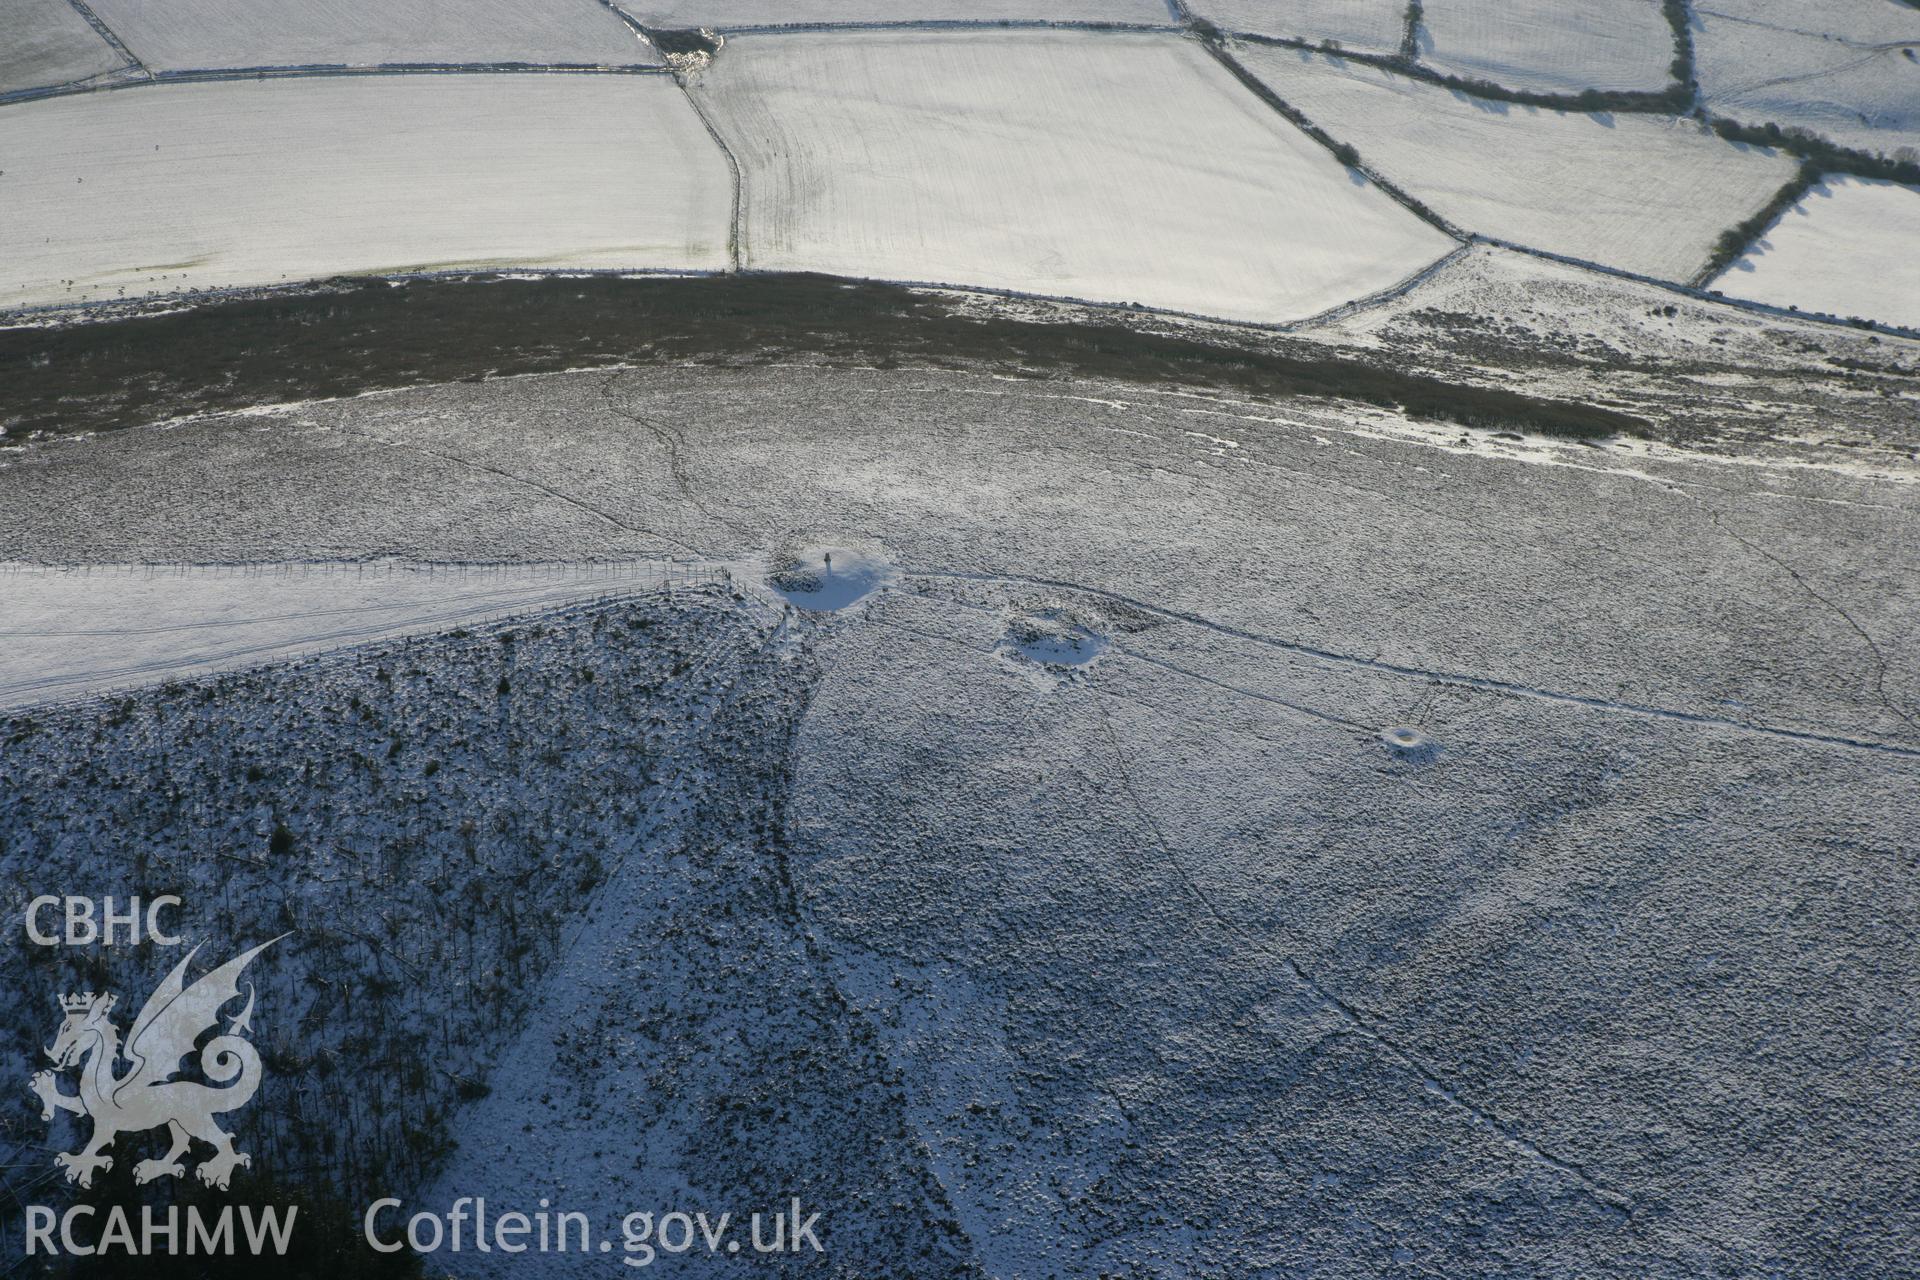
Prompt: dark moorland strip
<box><xmin>0</xmin><ymin>273</ymin><xmax>1647</xmax><ymax>441</ymax></box>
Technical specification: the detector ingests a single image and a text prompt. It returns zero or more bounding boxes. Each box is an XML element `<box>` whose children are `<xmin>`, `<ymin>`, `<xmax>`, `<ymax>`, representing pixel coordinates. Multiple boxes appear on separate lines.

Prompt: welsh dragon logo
<box><xmin>31</xmin><ymin>938</ymin><xmax>282</xmax><ymax>1191</ymax></box>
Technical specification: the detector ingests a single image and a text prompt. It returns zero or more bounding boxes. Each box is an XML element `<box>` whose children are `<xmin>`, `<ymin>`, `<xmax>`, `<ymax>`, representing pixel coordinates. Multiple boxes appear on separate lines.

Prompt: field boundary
<box><xmin>1198</xmin><ymin>25</ymin><xmax>1691</xmax><ymax>115</ymax></box>
<box><xmin>1661</xmin><ymin>0</ymin><xmax>1698</xmax><ymax>104</ymax></box>
<box><xmin>668</xmin><ymin>66</ymin><xmax>745</xmax><ymax>272</ymax></box>
<box><xmin>0</xmin><ymin>57</ymin><xmax>670</xmax><ymax>106</ymax></box>
<box><xmin>1193</xmin><ymin>35</ymin><xmax>1465</xmax><ymax>240</ymax></box>
<box><xmin>1285</xmin><ymin>241</ymin><xmax>1474</xmax><ymax>329</ymax></box>
<box><xmin>5</xmin><ymin>14</ymin><xmax>1914</xmax><ymax>343</ymax></box>
<box><xmin>62</xmin><ymin>0</ymin><xmax>149</xmax><ymax>77</ymax></box>
<box><xmin>1196</xmin><ymin>25</ymin><xmax>1920</xmax><ymax>317</ymax></box>
<box><xmin>1481</xmin><ymin>235</ymin><xmax>1920</xmax><ymax>340</ymax></box>
<box><xmin>1205</xmin><ymin>7</ymin><xmax>1920</xmax><ymax>191</ymax></box>
<box><xmin>9</xmin><ymin>6</ymin><xmax>1913</xmax><ymax>192</ymax></box>
<box><xmin>1691</xmin><ymin>163</ymin><xmax>1820</xmax><ymax>285</ymax></box>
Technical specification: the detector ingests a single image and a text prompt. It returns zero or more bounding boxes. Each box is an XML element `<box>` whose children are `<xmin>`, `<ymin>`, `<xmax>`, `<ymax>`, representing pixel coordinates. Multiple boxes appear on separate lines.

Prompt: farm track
<box><xmin>1694</xmin><ymin>5</ymin><xmax>1920</xmax><ymax>51</ymax></box>
<box><xmin>1715</xmin><ymin>46</ymin><xmax>1911</xmax><ymax>99</ymax></box>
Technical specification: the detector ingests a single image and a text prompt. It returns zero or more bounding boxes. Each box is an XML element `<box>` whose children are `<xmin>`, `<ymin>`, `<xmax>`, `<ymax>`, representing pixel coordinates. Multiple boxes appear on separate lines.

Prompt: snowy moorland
<box><xmin>1236</xmin><ymin>46</ymin><xmax>1796</xmax><ymax>281</ymax></box>
<box><xmin>1414</xmin><ymin>0</ymin><xmax>1677</xmax><ymax>95</ymax></box>
<box><xmin>0</xmin><ymin>1</ymin><xmax>1918</xmax><ymax>1269</ymax></box>
<box><xmin>0</xmin><ymin>590</ymin><xmax>878</xmax><ymax>1245</ymax></box>
<box><xmin>0</xmin><ymin>75</ymin><xmax>731</xmax><ymax>309</ymax></box>
<box><xmin>79</xmin><ymin>0</ymin><xmax>658</xmax><ymax>72</ymax></box>
<box><xmin>0</xmin><ymin>337</ymin><xmax>1915</xmax><ymax>1273</ymax></box>
<box><xmin>688</xmin><ymin>29</ymin><xmax>1454</xmax><ymax>322</ymax></box>
<box><xmin>1712</xmin><ymin>175</ymin><xmax>1920</xmax><ymax>330</ymax></box>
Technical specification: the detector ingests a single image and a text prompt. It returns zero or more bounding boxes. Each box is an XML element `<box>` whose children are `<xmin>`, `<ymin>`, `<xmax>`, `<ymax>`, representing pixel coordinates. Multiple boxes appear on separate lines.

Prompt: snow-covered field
<box><xmin>1188</xmin><ymin>0</ymin><xmax>1407</xmax><ymax>53</ymax></box>
<box><xmin>0</xmin><ymin>4</ymin><xmax>1909</xmax><ymax>334</ymax></box>
<box><xmin>82</xmin><ymin>0</ymin><xmax>659</xmax><ymax>70</ymax></box>
<box><xmin>1694</xmin><ymin>0</ymin><xmax>1920</xmax><ymax>159</ymax></box>
<box><xmin>0</xmin><ymin>75</ymin><xmax>732</xmax><ymax>310</ymax></box>
<box><xmin>0</xmin><ymin>560</ymin><xmax>732</xmax><ymax>707</ymax></box>
<box><xmin>614</xmin><ymin>0</ymin><xmax>1173</xmax><ymax>25</ymax></box>
<box><xmin>1237</xmin><ymin>47</ymin><xmax>1796</xmax><ymax>281</ymax></box>
<box><xmin>1711</xmin><ymin>176</ymin><xmax>1920</xmax><ymax>330</ymax></box>
<box><xmin>0</xmin><ymin>0</ymin><xmax>125</xmax><ymax>95</ymax></box>
<box><xmin>689</xmin><ymin>29</ymin><xmax>1455</xmax><ymax>323</ymax></box>
<box><xmin>1414</xmin><ymin>0</ymin><xmax>1677</xmax><ymax>94</ymax></box>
